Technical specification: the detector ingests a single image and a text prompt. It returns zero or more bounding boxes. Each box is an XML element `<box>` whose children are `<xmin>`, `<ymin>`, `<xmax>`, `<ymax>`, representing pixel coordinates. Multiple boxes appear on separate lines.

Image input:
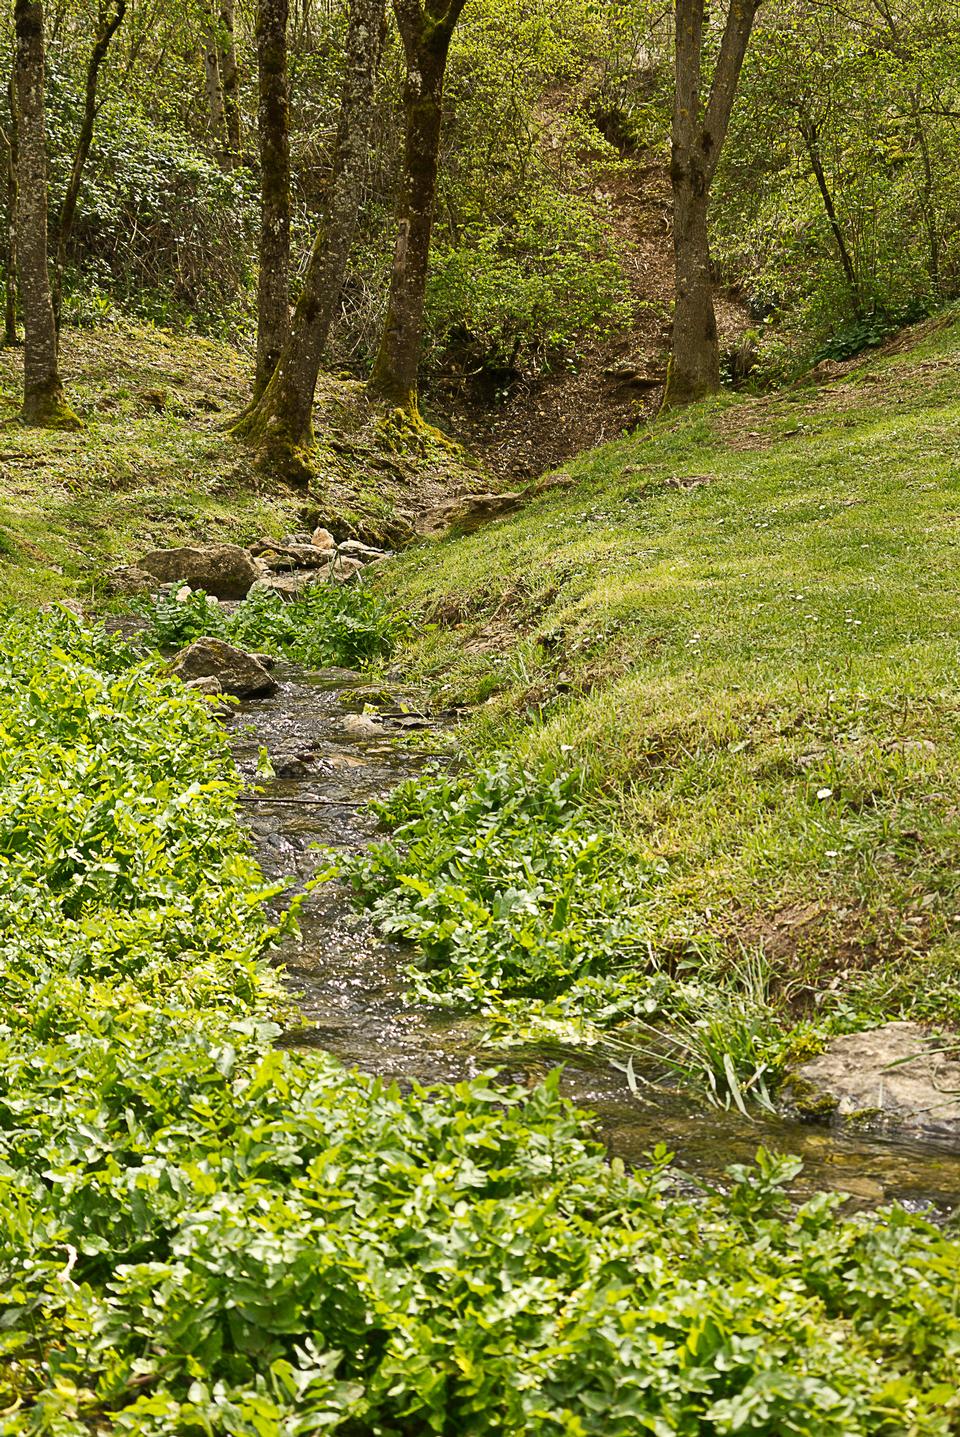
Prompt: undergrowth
<box><xmin>337</xmin><ymin>763</ymin><xmax>791</xmax><ymax>1109</ymax></box>
<box><xmin>137</xmin><ymin>583</ymin><xmax>406</xmax><ymax>669</ymax></box>
<box><xmin>5</xmin><ymin>610</ymin><xmax>960</xmax><ymax>1431</ymax></box>
<box><xmin>5</xmin><ymin>603</ymin><xmax>960</xmax><ymax>1425</ymax></box>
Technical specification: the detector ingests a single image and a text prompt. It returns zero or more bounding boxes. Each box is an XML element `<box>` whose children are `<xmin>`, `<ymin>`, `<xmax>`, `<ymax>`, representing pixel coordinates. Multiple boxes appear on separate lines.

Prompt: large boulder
<box><xmin>137</xmin><ymin>544</ymin><xmax>260</xmax><ymax>599</ymax></box>
<box><xmin>169</xmin><ymin>638</ymin><xmax>277</xmax><ymax>698</ymax></box>
<box><xmin>785</xmin><ymin>1021</ymin><xmax>960</xmax><ymax>1142</ymax></box>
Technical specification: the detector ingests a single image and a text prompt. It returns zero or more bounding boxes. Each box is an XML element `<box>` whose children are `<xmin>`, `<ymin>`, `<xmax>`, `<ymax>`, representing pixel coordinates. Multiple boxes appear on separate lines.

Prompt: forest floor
<box><xmin>0</xmin><ymin>323</ymin><xmax>484</xmax><ymax>602</ymax></box>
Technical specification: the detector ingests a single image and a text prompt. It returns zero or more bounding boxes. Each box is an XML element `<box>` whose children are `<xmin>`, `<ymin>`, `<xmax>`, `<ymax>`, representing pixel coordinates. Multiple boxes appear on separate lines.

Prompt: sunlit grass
<box><xmin>379</xmin><ymin>317</ymin><xmax>960</xmax><ymax>1024</ymax></box>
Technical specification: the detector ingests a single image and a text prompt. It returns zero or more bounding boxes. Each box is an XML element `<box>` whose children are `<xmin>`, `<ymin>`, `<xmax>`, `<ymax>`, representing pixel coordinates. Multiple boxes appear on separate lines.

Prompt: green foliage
<box><xmin>136</xmin><ymin>583</ymin><xmax>405</xmax><ymax>670</ymax></box>
<box><xmin>4</xmin><ymin>615</ymin><xmax>960</xmax><ymax>1433</ymax></box>
<box><xmin>714</xmin><ymin>0</ymin><xmax>960</xmax><ymax>363</ymax></box>
<box><xmin>340</xmin><ymin>763</ymin><xmax>662</xmax><ymax>1003</ymax></box>
<box><xmin>427</xmin><ymin>191</ymin><xmax>632</xmax><ymax>375</ymax></box>
<box><xmin>337</xmin><ymin>763</ymin><xmax>791</xmax><ymax>1107</ymax></box>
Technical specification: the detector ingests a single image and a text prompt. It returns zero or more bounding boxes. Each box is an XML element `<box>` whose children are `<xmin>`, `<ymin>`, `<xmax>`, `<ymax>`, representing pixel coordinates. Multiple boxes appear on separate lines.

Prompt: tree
<box><xmin>52</xmin><ymin>0</ymin><xmax>127</xmax><ymax>327</ymax></box>
<box><xmin>218</xmin><ymin>0</ymin><xmax>242</xmax><ymax>165</ymax></box>
<box><xmin>366</xmin><ymin>0</ymin><xmax>469</xmax><ymax>415</ymax></box>
<box><xmin>3</xmin><ymin>70</ymin><xmax>18</xmax><ymax>347</ymax></box>
<box><xmin>202</xmin><ymin>2</ymin><xmax>229</xmax><ymax>156</ymax></box>
<box><xmin>13</xmin><ymin>0</ymin><xmax>80</xmax><ymax>427</ymax></box>
<box><xmin>252</xmin><ymin>0</ymin><xmax>291</xmax><ymax>397</ymax></box>
<box><xmin>232</xmin><ymin>0</ymin><xmax>386</xmax><ymax>472</ymax></box>
<box><xmin>663</xmin><ymin>0</ymin><xmax>761</xmax><ymax>408</ymax></box>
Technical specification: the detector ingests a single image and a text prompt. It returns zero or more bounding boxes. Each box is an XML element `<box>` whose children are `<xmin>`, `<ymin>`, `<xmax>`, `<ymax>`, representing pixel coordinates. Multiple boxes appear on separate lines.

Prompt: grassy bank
<box><xmin>365</xmin><ymin>315</ymin><xmax>960</xmax><ymax>1068</ymax></box>
<box><xmin>5</xmin><ymin>608</ymin><xmax>960</xmax><ymax>1432</ymax></box>
<box><xmin>0</xmin><ymin>325</ymin><xmax>302</xmax><ymax>604</ymax></box>
<box><xmin>0</xmin><ymin>323</ymin><xmax>483</xmax><ymax>604</ymax></box>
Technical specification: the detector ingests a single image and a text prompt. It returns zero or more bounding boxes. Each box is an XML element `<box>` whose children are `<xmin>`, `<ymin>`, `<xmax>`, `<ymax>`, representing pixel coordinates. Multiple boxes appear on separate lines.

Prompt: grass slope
<box><xmin>377</xmin><ymin>315</ymin><xmax>960</xmax><ymax>1027</ymax></box>
<box><xmin>0</xmin><ymin>324</ymin><xmax>303</xmax><ymax>604</ymax></box>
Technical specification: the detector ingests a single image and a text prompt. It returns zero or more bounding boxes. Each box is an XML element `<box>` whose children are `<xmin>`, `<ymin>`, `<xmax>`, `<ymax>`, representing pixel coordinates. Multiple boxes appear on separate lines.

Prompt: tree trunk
<box><xmin>663</xmin><ymin>0</ymin><xmax>760</xmax><ymax>409</ymax></box>
<box><xmin>13</xmin><ymin>0</ymin><xmax>79</xmax><ymax>427</ymax></box>
<box><xmin>52</xmin><ymin>0</ymin><xmax>126</xmax><ymax>327</ymax></box>
<box><xmin>798</xmin><ymin>112</ymin><xmax>859</xmax><ymax>309</ymax></box>
<box><xmin>667</xmin><ymin>173</ymin><xmax>717</xmax><ymax>406</ymax></box>
<box><xmin>253</xmin><ymin>0</ymin><xmax>290</xmax><ymax>396</ymax></box>
<box><xmin>233</xmin><ymin>0</ymin><xmax>386</xmax><ymax>471</ymax></box>
<box><xmin>218</xmin><ymin>0</ymin><xmax>242</xmax><ymax>166</ymax></box>
<box><xmin>3</xmin><ymin>76</ymin><xmax>17</xmax><ymax>347</ymax></box>
<box><xmin>367</xmin><ymin>0</ymin><xmax>467</xmax><ymax>415</ymax></box>
<box><xmin>202</xmin><ymin>7</ymin><xmax>228</xmax><ymax>157</ymax></box>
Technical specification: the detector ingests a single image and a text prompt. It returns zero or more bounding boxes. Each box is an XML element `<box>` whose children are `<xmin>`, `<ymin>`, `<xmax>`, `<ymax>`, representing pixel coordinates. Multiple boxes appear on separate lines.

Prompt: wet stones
<box><xmin>784</xmin><ymin>1021</ymin><xmax>960</xmax><ymax>1142</ymax></box>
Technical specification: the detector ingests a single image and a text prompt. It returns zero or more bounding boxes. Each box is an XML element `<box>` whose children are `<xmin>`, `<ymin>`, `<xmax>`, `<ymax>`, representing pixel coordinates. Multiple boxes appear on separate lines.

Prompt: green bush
<box><xmin>4</xmin><ymin>610</ymin><xmax>960</xmax><ymax>1434</ymax></box>
<box><xmin>137</xmin><ymin>583</ymin><xmax>405</xmax><ymax>670</ymax></box>
<box><xmin>427</xmin><ymin>191</ymin><xmax>632</xmax><ymax>377</ymax></box>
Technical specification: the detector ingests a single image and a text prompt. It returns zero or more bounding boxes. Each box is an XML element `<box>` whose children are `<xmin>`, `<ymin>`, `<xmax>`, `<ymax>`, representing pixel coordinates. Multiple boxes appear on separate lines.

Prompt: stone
<box><xmin>786</xmin><ymin>1022</ymin><xmax>960</xmax><ymax>1142</ymax></box>
<box><xmin>336</xmin><ymin>539</ymin><xmax>388</xmax><ymax>562</ymax></box>
<box><xmin>416</xmin><ymin>492</ymin><xmax>524</xmax><ymax>539</ymax></box>
<box><xmin>324</xmin><ymin>555</ymin><xmax>365</xmax><ymax>583</ymax></box>
<box><xmin>416</xmin><ymin>475</ymin><xmax>576</xmax><ymax>539</ymax></box>
<box><xmin>137</xmin><ymin>544</ymin><xmax>259</xmax><ymax>599</ymax></box>
<box><xmin>274</xmin><ymin>754</ymin><xmax>309</xmax><ymax>779</ymax></box>
<box><xmin>342</xmin><ymin>713</ymin><xmax>383</xmax><ymax>736</ymax></box>
<box><xmin>184</xmin><ymin>675</ymin><xmax>223</xmax><ymax>696</ymax></box>
<box><xmin>105</xmin><ymin>565</ymin><xmax>156</xmax><ymax>597</ymax></box>
<box><xmin>311</xmin><ymin>527</ymin><xmax>336</xmax><ymax>551</ymax></box>
<box><xmin>283</xmin><ymin>531</ymin><xmax>314</xmax><ymax>547</ymax></box>
<box><xmin>169</xmin><ymin>638</ymin><xmax>277</xmax><ymax>698</ymax></box>
<box><xmin>249</xmin><ymin>571</ymin><xmax>330</xmax><ymax>600</ymax></box>
<box><xmin>249</xmin><ymin>538</ymin><xmax>329</xmax><ymax>569</ymax></box>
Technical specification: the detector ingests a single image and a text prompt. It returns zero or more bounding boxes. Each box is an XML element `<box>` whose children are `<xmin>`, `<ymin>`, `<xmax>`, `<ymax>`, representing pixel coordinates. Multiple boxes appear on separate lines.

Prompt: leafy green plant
<box><xmin>338</xmin><ymin>763</ymin><xmax>664</xmax><ymax>1004</ymax></box>
<box><xmin>137</xmin><ymin>582</ymin><xmax>405</xmax><ymax>669</ymax></box>
<box><xmin>3</xmin><ymin>608</ymin><xmax>960</xmax><ymax>1433</ymax></box>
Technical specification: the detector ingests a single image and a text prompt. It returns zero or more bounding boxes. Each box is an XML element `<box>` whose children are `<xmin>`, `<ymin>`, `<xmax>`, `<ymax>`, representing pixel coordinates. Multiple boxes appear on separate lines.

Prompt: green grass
<box><xmin>0</xmin><ymin>322</ymin><xmax>302</xmax><ymax>604</ymax></box>
<box><xmin>374</xmin><ymin>314</ymin><xmax>960</xmax><ymax>1031</ymax></box>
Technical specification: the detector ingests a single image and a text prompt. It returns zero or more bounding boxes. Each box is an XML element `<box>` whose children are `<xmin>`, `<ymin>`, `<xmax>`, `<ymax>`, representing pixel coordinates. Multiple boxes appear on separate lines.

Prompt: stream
<box><xmin>232</xmin><ymin>662</ymin><xmax>960</xmax><ymax>1215</ymax></box>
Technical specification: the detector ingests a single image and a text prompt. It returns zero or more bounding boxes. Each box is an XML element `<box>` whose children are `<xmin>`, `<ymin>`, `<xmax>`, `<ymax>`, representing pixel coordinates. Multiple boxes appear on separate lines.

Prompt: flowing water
<box><xmin>233</xmin><ymin>664</ymin><xmax>960</xmax><ymax>1215</ymax></box>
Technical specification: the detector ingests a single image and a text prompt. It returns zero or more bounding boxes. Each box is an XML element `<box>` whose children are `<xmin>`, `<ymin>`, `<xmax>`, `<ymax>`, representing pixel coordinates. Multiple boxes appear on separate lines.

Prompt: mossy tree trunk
<box><xmin>52</xmin><ymin>0</ymin><xmax>126</xmax><ymax>328</ymax></box>
<box><xmin>253</xmin><ymin>0</ymin><xmax>290</xmax><ymax>395</ymax></box>
<box><xmin>663</xmin><ymin>0</ymin><xmax>760</xmax><ymax>409</ymax></box>
<box><xmin>13</xmin><ymin>0</ymin><xmax>80</xmax><ymax>428</ymax></box>
<box><xmin>233</xmin><ymin>0</ymin><xmax>385</xmax><ymax>471</ymax></box>
<box><xmin>367</xmin><ymin>0</ymin><xmax>468</xmax><ymax>416</ymax></box>
<box><xmin>3</xmin><ymin>73</ymin><xmax>17</xmax><ymax>347</ymax></box>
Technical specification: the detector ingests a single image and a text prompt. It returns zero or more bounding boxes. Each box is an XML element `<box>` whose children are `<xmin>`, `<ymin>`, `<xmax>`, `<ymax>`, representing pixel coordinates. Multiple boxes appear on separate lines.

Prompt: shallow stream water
<box><xmin>233</xmin><ymin>664</ymin><xmax>960</xmax><ymax>1215</ymax></box>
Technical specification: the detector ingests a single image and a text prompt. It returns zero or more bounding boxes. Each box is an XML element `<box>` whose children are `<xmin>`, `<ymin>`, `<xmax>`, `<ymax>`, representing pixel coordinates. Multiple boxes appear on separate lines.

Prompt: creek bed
<box><xmin>233</xmin><ymin>664</ymin><xmax>960</xmax><ymax>1214</ymax></box>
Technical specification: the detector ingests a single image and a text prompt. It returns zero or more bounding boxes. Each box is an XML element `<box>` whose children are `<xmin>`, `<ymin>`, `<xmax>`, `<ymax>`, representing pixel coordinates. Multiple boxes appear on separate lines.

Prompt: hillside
<box><xmin>378</xmin><ymin>312</ymin><xmax>960</xmax><ymax>1031</ymax></box>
